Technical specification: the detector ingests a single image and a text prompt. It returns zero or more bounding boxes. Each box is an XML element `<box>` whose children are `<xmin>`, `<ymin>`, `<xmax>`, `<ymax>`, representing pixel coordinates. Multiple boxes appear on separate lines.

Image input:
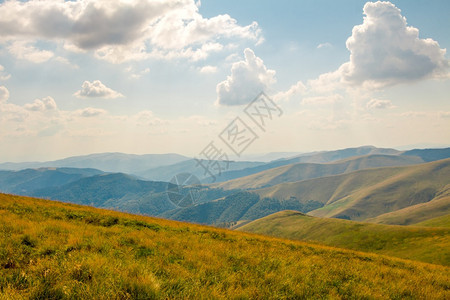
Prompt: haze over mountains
<box><xmin>0</xmin><ymin>146</ymin><xmax>449</xmax><ymax>228</ymax></box>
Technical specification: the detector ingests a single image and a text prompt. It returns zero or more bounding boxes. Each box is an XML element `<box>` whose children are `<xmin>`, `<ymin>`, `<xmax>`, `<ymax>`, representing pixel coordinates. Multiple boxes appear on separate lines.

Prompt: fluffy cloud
<box><xmin>217</xmin><ymin>48</ymin><xmax>276</xmax><ymax>106</ymax></box>
<box><xmin>0</xmin><ymin>86</ymin><xmax>9</xmax><ymax>103</ymax></box>
<box><xmin>76</xmin><ymin>107</ymin><xmax>107</xmax><ymax>117</ymax></box>
<box><xmin>0</xmin><ymin>0</ymin><xmax>261</xmax><ymax>63</ymax></box>
<box><xmin>199</xmin><ymin>65</ymin><xmax>218</xmax><ymax>74</ymax></box>
<box><xmin>24</xmin><ymin>96</ymin><xmax>57</xmax><ymax>111</ymax></box>
<box><xmin>340</xmin><ymin>1</ymin><xmax>449</xmax><ymax>88</ymax></box>
<box><xmin>366</xmin><ymin>98</ymin><xmax>394</xmax><ymax>109</ymax></box>
<box><xmin>74</xmin><ymin>80</ymin><xmax>124</xmax><ymax>99</ymax></box>
<box><xmin>278</xmin><ymin>1</ymin><xmax>450</xmax><ymax>105</ymax></box>
<box><xmin>8</xmin><ymin>41</ymin><xmax>54</xmax><ymax>63</ymax></box>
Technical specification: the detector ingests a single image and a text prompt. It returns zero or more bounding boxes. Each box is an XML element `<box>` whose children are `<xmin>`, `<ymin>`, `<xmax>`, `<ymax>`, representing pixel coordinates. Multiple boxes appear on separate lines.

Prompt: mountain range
<box><xmin>0</xmin><ymin>146</ymin><xmax>449</xmax><ymax>228</ymax></box>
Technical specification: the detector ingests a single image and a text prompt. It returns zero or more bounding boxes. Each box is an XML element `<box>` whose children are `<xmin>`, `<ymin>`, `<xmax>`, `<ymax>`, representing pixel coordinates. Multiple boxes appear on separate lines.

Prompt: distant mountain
<box><xmin>237</xmin><ymin>152</ymin><xmax>304</xmax><ymax>162</ymax></box>
<box><xmin>31</xmin><ymin>173</ymin><xmax>176</xmax><ymax>215</ymax></box>
<box><xmin>137</xmin><ymin>159</ymin><xmax>265</xmax><ymax>182</ymax></box>
<box><xmin>253</xmin><ymin>159</ymin><xmax>450</xmax><ymax>223</ymax></box>
<box><xmin>0</xmin><ymin>152</ymin><xmax>190</xmax><ymax>174</ymax></box>
<box><xmin>210</xmin><ymin>146</ymin><xmax>401</xmax><ymax>183</ymax></box>
<box><xmin>212</xmin><ymin>154</ymin><xmax>424</xmax><ymax>190</ymax></box>
<box><xmin>238</xmin><ymin>210</ymin><xmax>450</xmax><ymax>266</ymax></box>
<box><xmin>0</xmin><ymin>167</ymin><xmax>104</xmax><ymax>194</ymax></box>
<box><xmin>401</xmin><ymin>147</ymin><xmax>450</xmax><ymax>162</ymax></box>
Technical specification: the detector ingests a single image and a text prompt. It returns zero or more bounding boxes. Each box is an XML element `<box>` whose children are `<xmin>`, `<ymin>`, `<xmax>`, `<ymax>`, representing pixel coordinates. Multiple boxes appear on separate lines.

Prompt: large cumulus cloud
<box><xmin>340</xmin><ymin>1</ymin><xmax>449</xmax><ymax>88</ymax></box>
<box><xmin>0</xmin><ymin>0</ymin><xmax>261</xmax><ymax>63</ymax></box>
<box><xmin>217</xmin><ymin>48</ymin><xmax>276</xmax><ymax>106</ymax></box>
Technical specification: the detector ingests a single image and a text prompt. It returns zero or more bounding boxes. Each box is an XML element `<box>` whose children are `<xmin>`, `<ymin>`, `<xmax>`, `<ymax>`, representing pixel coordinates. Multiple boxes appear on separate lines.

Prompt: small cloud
<box><xmin>317</xmin><ymin>42</ymin><xmax>332</xmax><ymax>49</ymax></box>
<box><xmin>74</xmin><ymin>80</ymin><xmax>124</xmax><ymax>99</ymax></box>
<box><xmin>0</xmin><ymin>86</ymin><xmax>10</xmax><ymax>103</ymax></box>
<box><xmin>0</xmin><ymin>65</ymin><xmax>11</xmax><ymax>81</ymax></box>
<box><xmin>274</xmin><ymin>81</ymin><xmax>306</xmax><ymax>102</ymax></box>
<box><xmin>199</xmin><ymin>65</ymin><xmax>217</xmax><ymax>74</ymax></box>
<box><xmin>130</xmin><ymin>67</ymin><xmax>150</xmax><ymax>79</ymax></box>
<box><xmin>366</xmin><ymin>99</ymin><xmax>394</xmax><ymax>110</ymax></box>
<box><xmin>24</xmin><ymin>96</ymin><xmax>57</xmax><ymax>111</ymax></box>
<box><xmin>76</xmin><ymin>107</ymin><xmax>107</xmax><ymax>118</ymax></box>
<box><xmin>54</xmin><ymin>57</ymin><xmax>79</xmax><ymax>69</ymax></box>
<box><xmin>217</xmin><ymin>48</ymin><xmax>276</xmax><ymax>106</ymax></box>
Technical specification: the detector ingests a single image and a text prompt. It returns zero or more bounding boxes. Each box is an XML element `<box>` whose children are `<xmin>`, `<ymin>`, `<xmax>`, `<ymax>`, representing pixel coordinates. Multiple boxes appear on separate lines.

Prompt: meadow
<box><xmin>0</xmin><ymin>193</ymin><xmax>449</xmax><ymax>299</ymax></box>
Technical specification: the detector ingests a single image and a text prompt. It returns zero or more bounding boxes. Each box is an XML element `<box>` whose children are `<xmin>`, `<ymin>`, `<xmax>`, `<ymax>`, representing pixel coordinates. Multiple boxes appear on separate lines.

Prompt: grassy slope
<box><xmin>415</xmin><ymin>214</ymin><xmax>450</xmax><ymax>228</ymax></box>
<box><xmin>213</xmin><ymin>154</ymin><xmax>423</xmax><ymax>190</ymax></box>
<box><xmin>0</xmin><ymin>194</ymin><xmax>449</xmax><ymax>299</ymax></box>
<box><xmin>253</xmin><ymin>159</ymin><xmax>450</xmax><ymax>222</ymax></box>
<box><xmin>238</xmin><ymin>210</ymin><xmax>450</xmax><ymax>266</ymax></box>
<box><xmin>366</xmin><ymin>195</ymin><xmax>450</xmax><ymax>225</ymax></box>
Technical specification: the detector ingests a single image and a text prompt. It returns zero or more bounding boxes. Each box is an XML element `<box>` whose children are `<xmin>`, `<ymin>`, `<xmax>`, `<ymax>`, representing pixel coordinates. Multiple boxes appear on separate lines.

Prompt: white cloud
<box><xmin>0</xmin><ymin>0</ymin><xmax>261</xmax><ymax>63</ymax></box>
<box><xmin>8</xmin><ymin>41</ymin><xmax>54</xmax><ymax>63</ymax></box>
<box><xmin>129</xmin><ymin>67</ymin><xmax>150</xmax><ymax>79</ymax></box>
<box><xmin>340</xmin><ymin>1</ymin><xmax>449</xmax><ymax>88</ymax></box>
<box><xmin>274</xmin><ymin>81</ymin><xmax>306</xmax><ymax>102</ymax></box>
<box><xmin>317</xmin><ymin>42</ymin><xmax>332</xmax><ymax>49</ymax></box>
<box><xmin>199</xmin><ymin>65</ymin><xmax>218</xmax><ymax>74</ymax></box>
<box><xmin>216</xmin><ymin>48</ymin><xmax>276</xmax><ymax>106</ymax></box>
<box><xmin>0</xmin><ymin>65</ymin><xmax>11</xmax><ymax>81</ymax></box>
<box><xmin>277</xmin><ymin>1</ymin><xmax>450</xmax><ymax>105</ymax></box>
<box><xmin>24</xmin><ymin>96</ymin><xmax>57</xmax><ymax>111</ymax></box>
<box><xmin>0</xmin><ymin>86</ymin><xmax>10</xmax><ymax>103</ymax></box>
<box><xmin>74</xmin><ymin>80</ymin><xmax>124</xmax><ymax>99</ymax></box>
<box><xmin>366</xmin><ymin>98</ymin><xmax>394</xmax><ymax>110</ymax></box>
<box><xmin>76</xmin><ymin>107</ymin><xmax>107</xmax><ymax>118</ymax></box>
<box><xmin>54</xmin><ymin>56</ymin><xmax>79</xmax><ymax>69</ymax></box>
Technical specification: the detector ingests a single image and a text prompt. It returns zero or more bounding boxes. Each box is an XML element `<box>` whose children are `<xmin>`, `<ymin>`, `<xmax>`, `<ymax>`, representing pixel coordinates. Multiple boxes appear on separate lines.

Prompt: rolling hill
<box><xmin>212</xmin><ymin>154</ymin><xmax>423</xmax><ymax>190</ymax></box>
<box><xmin>0</xmin><ymin>193</ymin><xmax>449</xmax><ymax>299</ymax></box>
<box><xmin>30</xmin><ymin>173</ymin><xmax>176</xmax><ymax>215</ymax></box>
<box><xmin>366</xmin><ymin>195</ymin><xmax>450</xmax><ymax>225</ymax></box>
<box><xmin>238</xmin><ymin>210</ymin><xmax>450</xmax><ymax>266</ymax></box>
<box><xmin>252</xmin><ymin>158</ymin><xmax>450</xmax><ymax>223</ymax></box>
<box><xmin>209</xmin><ymin>145</ymin><xmax>402</xmax><ymax>183</ymax></box>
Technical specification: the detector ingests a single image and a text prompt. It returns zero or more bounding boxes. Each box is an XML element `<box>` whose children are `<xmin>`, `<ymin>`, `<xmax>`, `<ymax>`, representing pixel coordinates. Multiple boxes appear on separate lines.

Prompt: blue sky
<box><xmin>0</xmin><ymin>0</ymin><xmax>449</xmax><ymax>161</ymax></box>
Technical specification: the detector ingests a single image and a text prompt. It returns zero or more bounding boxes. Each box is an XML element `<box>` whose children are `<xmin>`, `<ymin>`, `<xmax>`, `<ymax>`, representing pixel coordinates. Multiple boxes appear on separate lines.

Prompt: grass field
<box><xmin>0</xmin><ymin>193</ymin><xmax>449</xmax><ymax>299</ymax></box>
<box><xmin>238</xmin><ymin>210</ymin><xmax>450</xmax><ymax>266</ymax></box>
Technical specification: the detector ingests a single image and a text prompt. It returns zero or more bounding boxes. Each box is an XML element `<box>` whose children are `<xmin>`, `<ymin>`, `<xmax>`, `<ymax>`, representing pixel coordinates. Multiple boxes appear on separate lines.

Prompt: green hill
<box><xmin>213</xmin><ymin>154</ymin><xmax>423</xmax><ymax>190</ymax></box>
<box><xmin>30</xmin><ymin>173</ymin><xmax>176</xmax><ymax>216</ymax></box>
<box><xmin>253</xmin><ymin>159</ymin><xmax>450</xmax><ymax>223</ymax></box>
<box><xmin>238</xmin><ymin>210</ymin><xmax>450</xmax><ymax>266</ymax></box>
<box><xmin>0</xmin><ymin>193</ymin><xmax>449</xmax><ymax>299</ymax></box>
<box><xmin>414</xmin><ymin>214</ymin><xmax>450</xmax><ymax>228</ymax></box>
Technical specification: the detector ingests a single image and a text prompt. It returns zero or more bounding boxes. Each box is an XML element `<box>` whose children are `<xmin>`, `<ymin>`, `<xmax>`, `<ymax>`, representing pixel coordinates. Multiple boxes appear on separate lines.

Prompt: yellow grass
<box><xmin>0</xmin><ymin>193</ymin><xmax>449</xmax><ymax>299</ymax></box>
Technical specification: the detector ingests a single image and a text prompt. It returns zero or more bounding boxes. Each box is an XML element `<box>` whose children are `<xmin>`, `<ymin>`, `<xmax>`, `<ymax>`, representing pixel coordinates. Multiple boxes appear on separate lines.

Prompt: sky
<box><xmin>0</xmin><ymin>0</ymin><xmax>449</xmax><ymax>162</ymax></box>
